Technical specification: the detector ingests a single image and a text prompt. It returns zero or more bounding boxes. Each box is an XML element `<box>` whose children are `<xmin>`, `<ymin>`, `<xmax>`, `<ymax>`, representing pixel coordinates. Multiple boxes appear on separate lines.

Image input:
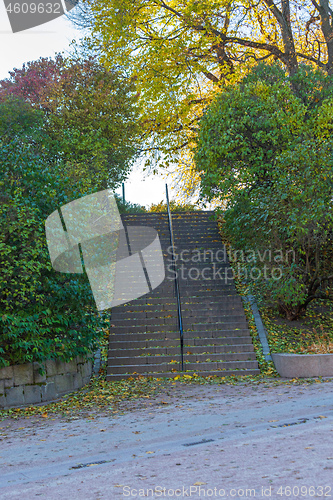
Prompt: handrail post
<box><xmin>165</xmin><ymin>184</ymin><xmax>184</xmax><ymax>372</ymax></box>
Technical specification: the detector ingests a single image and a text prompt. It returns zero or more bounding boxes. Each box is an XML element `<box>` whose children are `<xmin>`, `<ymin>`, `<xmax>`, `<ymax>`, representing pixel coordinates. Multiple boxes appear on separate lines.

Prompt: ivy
<box><xmin>0</xmin><ymin>97</ymin><xmax>110</xmax><ymax>367</ymax></box>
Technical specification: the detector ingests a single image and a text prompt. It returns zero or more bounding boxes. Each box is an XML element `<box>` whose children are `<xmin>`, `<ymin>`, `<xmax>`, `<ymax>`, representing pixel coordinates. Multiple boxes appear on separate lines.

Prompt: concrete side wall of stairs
<box><xmin>107</xmin><ymin>211</ymin><xmax>259</xmax><ymax>380</ymax></box>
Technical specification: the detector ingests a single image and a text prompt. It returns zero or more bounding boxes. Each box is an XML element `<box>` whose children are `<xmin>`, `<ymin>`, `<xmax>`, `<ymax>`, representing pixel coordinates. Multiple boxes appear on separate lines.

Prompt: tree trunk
<box><xmin>263</xmin><ymin>0</ymin><xmax>299</xmax><ymax>76</ymax></box>
<box><xmin>314</xmin><ymin>0</ymin><xmax>333</xmax><ymax>74</ymax></box>
<box><xmin>278</xmin><ymin>301</ymin><xmax>307</xmax><ymax>321</ymax></box>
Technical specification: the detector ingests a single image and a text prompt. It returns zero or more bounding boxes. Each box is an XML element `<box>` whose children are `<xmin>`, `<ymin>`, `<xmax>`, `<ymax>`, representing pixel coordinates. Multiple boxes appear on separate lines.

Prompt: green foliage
<box><xmin>0</xmin><ymin>309</ymin><xmax>104</xmax><ymax>367</ymax></box>
<box><xmin>0</xmin><ymin>55</ymin><xmax>141</xmax><ymax>192</ymax></box>
<box><xmin>71</xmin><ymin>0</ymin><xmax>333</xmax><ymax>202</ymax></box>
<box><xmin>114</xmin><ymin>194</ymin><xmax>147</xmax><ymax>214</ymax></box>
<box><xmin>195</xmin><ymin>63</ymin><xmax>333</xmax><ymax>320</ymax></box>
<box><xmin>0</xmin><ymin>97</ymin><xmax>107</xmax><ymax>367</ymax></box>
<box><xmin>148</xmin><ymin>200</ymin><xmax>199</xmax><ymax>212</ymax></box>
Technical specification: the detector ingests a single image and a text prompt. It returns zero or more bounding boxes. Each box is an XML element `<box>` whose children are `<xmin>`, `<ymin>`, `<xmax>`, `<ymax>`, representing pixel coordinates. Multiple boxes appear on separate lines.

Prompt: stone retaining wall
<box><xmin>0</xmin><ymin>356</ymin><xmax>93</xmax><ymax>409</ymax></box>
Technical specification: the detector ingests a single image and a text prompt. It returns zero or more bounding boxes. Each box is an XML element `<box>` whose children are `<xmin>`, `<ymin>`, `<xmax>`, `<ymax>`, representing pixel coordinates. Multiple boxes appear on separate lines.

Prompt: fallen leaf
<box><xmin>193</xmin><ymin>482</ymin><xmax>207</xmax><ymax>486</ymax></box>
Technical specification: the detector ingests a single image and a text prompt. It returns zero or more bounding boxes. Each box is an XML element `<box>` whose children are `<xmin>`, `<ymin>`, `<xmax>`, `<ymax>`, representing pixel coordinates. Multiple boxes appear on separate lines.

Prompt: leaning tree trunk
<box><xmin>263</xmin><ymin>0</ymin><xmax>299</xmax><ymax>76</ymax></box>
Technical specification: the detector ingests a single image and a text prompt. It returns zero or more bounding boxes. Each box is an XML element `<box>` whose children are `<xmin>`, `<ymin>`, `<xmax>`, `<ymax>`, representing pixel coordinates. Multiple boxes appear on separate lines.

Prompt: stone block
<box><xmin>61</xmin><ymin>359</ymin><xmax>77</xmax><ymax>374</ymax></box>
<box><xmin>82</xmin><ymin>375</ymin><xmax>91</xmax><ymax>386</ymax></box>
<box><xmin>24</xmin><ymin>385</ymin><xmax>42</xmax><ymax>405</ymax></box>
<box><xmin>13</xmin><ymin>363</ymin><xmax>33</xmax><ymax>386</ymax></box>
<box><xmin>79</xmin><ymin>361</ymin><xmax>92</xmax><ymax>379</ymax></box>
<box><xmin>72</xmin><ymin>372</ymin><xmax>83</xmax><ymax>390</ymax></box>
<box><xmin>46</xmin><ymin>359</ymin><xmax>65</xmax><ymax>377</ymax></box>
<box><xmin>0</xmin><ymin>394</ymin><xmax>6</xmax><ymax>409</ymax></box>
<box><xmin>54</xmin><ymin>374</ymin><xmax>74</xmax><ymax>394</ymax></box>
<box><xmin>0</xmin><ymin>365</ymin><xmax>14</xmax><ymax>379</ymax></box>
<box><xmin>3</xmin><ymin>378</ymin><xmax>14</xmax><ymax>389</ymax></box>
<box><xmin>41</xmin><ymin>382</ymin><xmax>57</xmax><ymax>402</ymax></box>
<box><xmin>33</xmin><ymin>363</ymin><xmax>47</xmax><ymax>384</ymax></box>
<box><xmin>45</xmin><ymin>359</ymin><xmax>61</xmax><ymax>377</ymax></box>
<box><xmin>0</xmin><ymin>379</ymin><xmax>4</xmax><ymax>396</ymax></box>
<box><xmin>5</xmin><ymin>386</ymin><xmax>24</xmax><ymax>407</ymax></box>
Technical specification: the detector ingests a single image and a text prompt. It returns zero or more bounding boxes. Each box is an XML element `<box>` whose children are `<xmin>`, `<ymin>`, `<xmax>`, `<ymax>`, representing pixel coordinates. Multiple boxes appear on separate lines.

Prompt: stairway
<box><xmin>107</xmin><ymin>211</ymin><xmax>260</xmax><ymax>380</ymax></box>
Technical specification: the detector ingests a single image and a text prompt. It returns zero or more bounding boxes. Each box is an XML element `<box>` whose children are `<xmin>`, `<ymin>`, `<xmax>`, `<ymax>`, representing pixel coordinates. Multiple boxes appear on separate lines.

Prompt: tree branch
<box><xmin>202</xmin><ymin>71</ymin><xmax>219</xmax><ymax>83</ymax></box>
<box><xmin>296</xmin><ymin>52</ymin><xmax>326</xmax><ymax>68</ymax></box>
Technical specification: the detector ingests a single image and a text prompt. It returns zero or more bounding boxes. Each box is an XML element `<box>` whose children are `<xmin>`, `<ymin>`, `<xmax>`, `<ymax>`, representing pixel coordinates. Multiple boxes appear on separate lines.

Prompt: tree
<box><xmin>194</xmin><ymin>62</ymin><xmax>333</xmax><ymax>320</ymax></box>
<box><xmin>70</xmin><ymin>0</ymin><xmax>333</xmax><ymax>178</ymax></box>
<box><xmin>0</xmin><ymin>55</ymin><xmax>141</xmax><ymax>192</ymax></box>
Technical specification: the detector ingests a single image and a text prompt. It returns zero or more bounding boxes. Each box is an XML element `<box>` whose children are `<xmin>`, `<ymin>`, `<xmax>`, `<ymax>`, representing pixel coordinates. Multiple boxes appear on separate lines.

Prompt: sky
<box><xmin>0</xmin><ymin>5</ymin><xmax>175</xmax><ymax>208</ymax></box>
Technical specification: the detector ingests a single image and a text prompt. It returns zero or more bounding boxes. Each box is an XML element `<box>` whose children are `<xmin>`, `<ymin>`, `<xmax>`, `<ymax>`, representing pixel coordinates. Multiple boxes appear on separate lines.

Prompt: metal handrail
<box><xmin>165</xmin><ymin>184</ymin><xmax>184</xmax><ymax>371</ymax></box>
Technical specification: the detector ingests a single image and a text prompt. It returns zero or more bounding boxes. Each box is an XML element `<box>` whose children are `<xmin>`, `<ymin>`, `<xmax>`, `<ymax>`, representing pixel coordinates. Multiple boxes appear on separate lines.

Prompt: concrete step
<box><xmin>109</xmin><ymin>321</ymin><xmax>248</xmax><ymax>335</ymax></box>
<box><xmin>108</xmin><ymin>329</ymin><xmax>251</xmax><ymax>343</ymax></box>
<box><xmin>107</xmin><ymin>359</ymin><xmax>259</xmax><ymax>375</ymax></box>
<box><xmin>106</xmin><ymin>368</ymin><xmax>260</xmax><ymax>381</ymax></box>
<box><xmin>110</xmin><ymin>313</ymin><xmax>246</xmax><ymax>326</ymax></box>
<box><xmin>108</xmin><ymin>351</ymin><xmax>257</xmax><ymax>366</ymax></box>
<box><xmin>123</xmin><ymin>293</ymin><xmax>240</xmax><ymax>306</ymax></box>
<box><xmin>114</xmin><ymin>297</ymin><xmax>245</xmax><ymax>313</ymax></box>
<box><xmin>111</xmin><ymin>310</ymin><xmax>246</xmax><ymax>321</ymax></box>
<box><xmin>108</xmin><ymin>336</ymin><xmax>255</xmax><ymax>350</ymax></box>
<box><xmin>108</xmin><ymin>344</ymin><xmax>255</xmax><ymax>357</ymax></box>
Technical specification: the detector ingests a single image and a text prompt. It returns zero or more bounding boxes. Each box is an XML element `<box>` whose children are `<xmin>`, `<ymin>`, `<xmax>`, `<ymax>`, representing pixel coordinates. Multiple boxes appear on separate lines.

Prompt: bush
<box><xmin>0</xmin><ymin>97</ymin><xmax>107</xmax><ymax>367</ymax></box>
<box><xmin>195</xmin><ymin>63</ymin><xmax>333</xmax><ymax>320</ymax></box>
<box><xmin>114</xmin><ymin>194</ymin><xmax>147</xmax><ymax>213</ymax></box>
